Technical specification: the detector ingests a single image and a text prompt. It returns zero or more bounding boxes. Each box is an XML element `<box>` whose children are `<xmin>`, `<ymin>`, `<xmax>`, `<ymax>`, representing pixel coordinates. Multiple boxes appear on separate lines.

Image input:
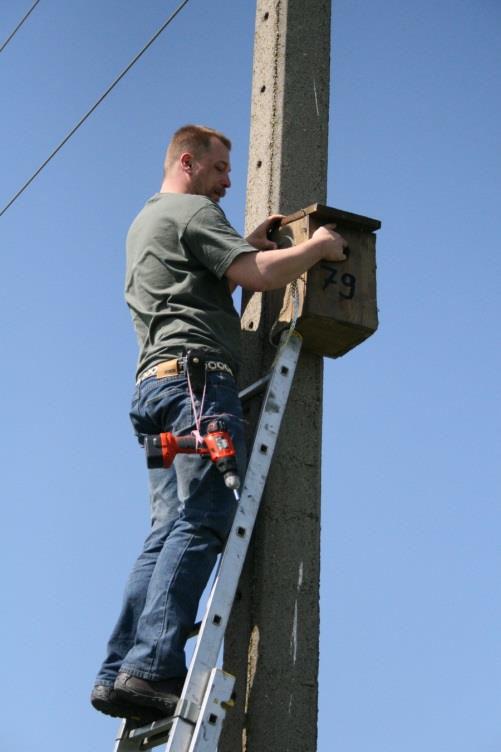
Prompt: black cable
<box><xmin>0</xmin><ymin>0</ymin><xmax>42</xmax><ymax>54</ymax></box>
<box><xmin>0</xmin><ymin>0</ymin><xmax>191</xmax><ymax>218</ymax></box>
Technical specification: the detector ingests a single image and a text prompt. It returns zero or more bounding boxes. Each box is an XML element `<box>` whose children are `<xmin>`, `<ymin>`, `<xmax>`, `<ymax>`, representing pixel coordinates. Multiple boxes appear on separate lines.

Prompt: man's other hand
<box><xmin>312</xmin><ymin>223</ymin><xmax>348</xmax><ymax>262</ymax></box>
<box><xmin>246</xmin><ymin>214</ymin><xmax>284</xmax><ymax>250</ymax></box>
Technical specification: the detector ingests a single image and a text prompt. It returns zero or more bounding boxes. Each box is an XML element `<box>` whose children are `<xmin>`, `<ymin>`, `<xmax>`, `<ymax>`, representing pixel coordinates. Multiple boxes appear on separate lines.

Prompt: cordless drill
<box><xmin>144</xmin><ymin>419</ymin><xmax>240</xmax><ymax>493</ymax></box>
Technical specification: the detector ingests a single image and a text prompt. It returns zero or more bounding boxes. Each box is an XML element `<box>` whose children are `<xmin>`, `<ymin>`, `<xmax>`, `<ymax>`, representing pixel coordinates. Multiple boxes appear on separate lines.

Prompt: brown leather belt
<box><xmin>137</xmin><ymin>357</ymin><xmax>234</xmax><ymax>385</ymax></box>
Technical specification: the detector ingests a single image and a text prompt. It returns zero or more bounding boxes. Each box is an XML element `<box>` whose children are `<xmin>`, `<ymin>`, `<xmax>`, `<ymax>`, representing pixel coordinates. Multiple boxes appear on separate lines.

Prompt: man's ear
<box><xmin>180</xmin><ymin>152</ymin><xmax>193</xmax><ymax>173</ymax></box>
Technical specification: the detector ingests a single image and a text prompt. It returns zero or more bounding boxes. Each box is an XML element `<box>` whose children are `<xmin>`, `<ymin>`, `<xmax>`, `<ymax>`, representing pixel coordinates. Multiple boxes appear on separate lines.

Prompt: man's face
<box><xmin>189</xmin><ymin>137</ymin><xmax>231</xmax><ymax>203</ymax></box>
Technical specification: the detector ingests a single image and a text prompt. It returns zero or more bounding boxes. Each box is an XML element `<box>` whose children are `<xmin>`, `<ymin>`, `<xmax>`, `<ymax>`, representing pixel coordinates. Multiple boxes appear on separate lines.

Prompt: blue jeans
<box><xmin>95</xmin><ymin>371</ymin><xmax>246</xmax><ymax>685</ymax></box>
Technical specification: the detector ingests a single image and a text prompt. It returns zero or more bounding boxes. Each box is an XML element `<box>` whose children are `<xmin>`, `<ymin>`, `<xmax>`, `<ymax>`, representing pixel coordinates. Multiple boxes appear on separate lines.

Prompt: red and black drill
<box><xmin>144</xmin><ymin>419</ymin><xmax>241</xmax><ymax>496</ymax></box>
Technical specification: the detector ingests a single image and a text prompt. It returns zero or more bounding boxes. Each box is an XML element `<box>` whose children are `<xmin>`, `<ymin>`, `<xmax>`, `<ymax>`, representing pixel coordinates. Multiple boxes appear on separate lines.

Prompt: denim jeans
<box><xmin>95</xmin><ymin>370</ymin><xmax>246</xmax><ymax>685</ymax></box>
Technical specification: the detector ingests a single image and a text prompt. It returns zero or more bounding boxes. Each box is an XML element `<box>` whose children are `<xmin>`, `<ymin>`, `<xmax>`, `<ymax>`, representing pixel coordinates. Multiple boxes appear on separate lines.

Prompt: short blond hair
<box><xmin>163</xmin><ymin>124</ymin><xmax>231</xmax><ymax>176</ymax></box>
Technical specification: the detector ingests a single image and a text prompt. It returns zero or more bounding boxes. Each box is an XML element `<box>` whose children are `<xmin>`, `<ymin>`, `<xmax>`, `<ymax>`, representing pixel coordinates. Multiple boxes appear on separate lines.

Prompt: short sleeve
<box><xmin>183</xmin><ymin>201</ymin><xmax>256</xmax><ymax>279</ymax></box>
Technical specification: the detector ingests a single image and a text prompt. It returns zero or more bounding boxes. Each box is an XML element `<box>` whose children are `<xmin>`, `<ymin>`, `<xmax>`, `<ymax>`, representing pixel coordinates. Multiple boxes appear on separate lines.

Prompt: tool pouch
<box><xmin>186</xmin><ymin>350</ymin><xmax>206</xmax><ymax>395</ymax></box>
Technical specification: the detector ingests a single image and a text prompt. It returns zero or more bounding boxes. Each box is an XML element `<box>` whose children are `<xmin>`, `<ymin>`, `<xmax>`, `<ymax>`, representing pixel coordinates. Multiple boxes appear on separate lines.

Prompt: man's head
<box><xmin>162</xmin><ymin>124</ymin><xmax>232</xmax><ymax>203</ymax></box>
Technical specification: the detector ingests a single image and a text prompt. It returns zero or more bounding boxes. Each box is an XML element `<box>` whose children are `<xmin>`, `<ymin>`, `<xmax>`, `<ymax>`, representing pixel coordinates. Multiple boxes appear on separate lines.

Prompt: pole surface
<box><xmin>221</xmin><ymin>2</ymin><xmax>332</xmax><ymax>750</ymax></box>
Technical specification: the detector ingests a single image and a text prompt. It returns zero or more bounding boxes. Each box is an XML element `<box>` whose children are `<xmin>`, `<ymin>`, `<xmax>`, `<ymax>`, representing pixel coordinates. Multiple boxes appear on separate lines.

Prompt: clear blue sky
<box><xmin>1</xmin><ymin>2</ymin><xmax>500</xmax><ymax>751</ymax></box>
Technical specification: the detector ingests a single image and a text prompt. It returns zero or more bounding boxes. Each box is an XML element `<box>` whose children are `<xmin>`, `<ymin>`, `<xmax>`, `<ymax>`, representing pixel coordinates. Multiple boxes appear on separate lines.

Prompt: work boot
<box><xmin>114</xmin><ymin>672</ymin><xmax>184</xmax><ymax>717</ymax></box>
<box><xmin>90</xmin><ymin>684</ymin><xmax>163</xmax><ymax>723</ymax></box>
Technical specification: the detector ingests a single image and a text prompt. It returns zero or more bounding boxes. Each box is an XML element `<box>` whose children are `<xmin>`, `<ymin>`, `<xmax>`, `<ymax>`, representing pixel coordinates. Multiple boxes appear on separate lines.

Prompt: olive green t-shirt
<box><xmin>125</xmin><ymin>193</ymin><xmax>255</xmax><ymax>379</ymax></box>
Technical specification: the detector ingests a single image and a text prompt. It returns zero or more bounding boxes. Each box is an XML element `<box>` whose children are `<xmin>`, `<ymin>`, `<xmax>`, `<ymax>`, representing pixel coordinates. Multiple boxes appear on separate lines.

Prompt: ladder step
<box><xmin>188</xmin><ymin>620</ymin><xmax>201</xmax><ymax>639</ymax></box>
<box><xmin>238</xmin><ymin>373</ymin><xmax>270</xmax><ymax>402</ymax></box>
<box><xmin>128</xmin><ymin>717</ymin><xmax>174</xmax><ymax>750</ymax></box>
<box><xmin>115</xmin><ymin>716</ymin><xmax>175</xmax><ymax>751</ymax></box>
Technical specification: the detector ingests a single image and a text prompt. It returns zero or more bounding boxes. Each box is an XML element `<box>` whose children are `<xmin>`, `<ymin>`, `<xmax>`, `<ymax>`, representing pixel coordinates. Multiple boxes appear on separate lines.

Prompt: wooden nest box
<box><xmin>272</xmin><ymin>204</ymin><xmax>381</xmax><ymax>358</ymax></box>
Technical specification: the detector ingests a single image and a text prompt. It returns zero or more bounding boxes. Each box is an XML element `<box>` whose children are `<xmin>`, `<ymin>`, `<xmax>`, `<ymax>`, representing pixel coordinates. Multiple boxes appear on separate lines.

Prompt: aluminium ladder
<box><xmin>114</xmin><ymin>331</ymin><xmax>303</xmax><ymax>752</ymax></box>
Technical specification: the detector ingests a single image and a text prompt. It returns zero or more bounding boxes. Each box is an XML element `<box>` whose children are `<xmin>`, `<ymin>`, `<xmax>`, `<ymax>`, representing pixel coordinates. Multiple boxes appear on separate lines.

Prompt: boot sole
<box><xmin>91</xmin><ymin>693</ymin><xmax>163</xmax><ymax>723</ymax></box>
<box><xmin>114</xmin><ymin>686</ymin><xmax>178</xmax><ymax>717</ymax></box>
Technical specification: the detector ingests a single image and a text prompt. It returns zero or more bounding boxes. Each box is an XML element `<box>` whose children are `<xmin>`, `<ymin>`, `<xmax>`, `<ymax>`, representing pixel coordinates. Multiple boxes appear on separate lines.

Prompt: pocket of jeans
<box><xmin>143</xmin><ymin>376</ymin><xmax>186</xmax><ymax>405</ymax></box>
<box><xmin>145</xmin><ymin>384</ymin><xmax>194</xmax><ymax>434</ymax></box>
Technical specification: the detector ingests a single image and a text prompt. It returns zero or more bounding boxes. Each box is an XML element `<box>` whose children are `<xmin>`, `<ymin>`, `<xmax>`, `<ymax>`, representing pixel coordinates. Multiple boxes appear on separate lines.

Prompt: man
<box><xmin>91</xmin><ymin>124</ymin><xmax>347</xmax><ymax>722</ymax></box>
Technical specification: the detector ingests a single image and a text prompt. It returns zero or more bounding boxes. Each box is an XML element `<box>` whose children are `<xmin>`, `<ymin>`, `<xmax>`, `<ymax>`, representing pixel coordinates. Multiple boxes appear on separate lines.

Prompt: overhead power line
<box><xmin>0</xmin><ymin>0</ymin><xmax>191</xmax><ymax>218</ymax></box>
<box><xmin>0</xmin><ymin>0</ymin><xmax>41</xmax><ymax>54</ymax></box>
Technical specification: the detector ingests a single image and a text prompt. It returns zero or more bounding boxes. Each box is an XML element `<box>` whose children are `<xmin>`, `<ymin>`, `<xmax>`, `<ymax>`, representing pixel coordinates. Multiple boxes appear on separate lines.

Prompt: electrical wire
<box><xmin>0</xmin><ymin>0</ymin><xmax>41</xmax><ymax>54</ymax></box>
<box><xmin>0</xmin><ymin>0</ymin><xmax>191</xmax><ymax>218</ymax></box>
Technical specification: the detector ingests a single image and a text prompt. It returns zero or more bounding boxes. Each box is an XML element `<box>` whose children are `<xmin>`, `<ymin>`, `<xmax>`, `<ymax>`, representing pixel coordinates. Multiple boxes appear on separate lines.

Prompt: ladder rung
<box><xmin>188</xmin><ymin>620</ymin><xmax>201</xmax><ymax>638</ymax></box>
<box><xmin>238</xmin><ymin>373</ymin><xmax>270</xmax><ymax>402</ymax></box>
<box><xmin>123</xmin><ymin>716</ymin><xmax>175</xmax><ymax>750</ymax></box>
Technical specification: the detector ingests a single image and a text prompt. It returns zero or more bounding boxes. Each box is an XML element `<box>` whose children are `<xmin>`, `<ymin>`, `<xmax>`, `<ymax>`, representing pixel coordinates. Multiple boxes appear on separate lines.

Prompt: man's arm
<box><xmin>226</xmin><ymin>214</ymin><xmax>281</xmax><ymax>294</ymax></box>
<box><xmin>226</xmin><ymin>223</ymin><xmax>348</xmax><ymax>292</ymax></box>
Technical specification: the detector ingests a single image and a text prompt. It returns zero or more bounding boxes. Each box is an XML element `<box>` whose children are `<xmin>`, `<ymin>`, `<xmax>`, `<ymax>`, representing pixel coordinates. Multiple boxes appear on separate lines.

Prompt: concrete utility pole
<box><xmin>221</xmin><ymin>1</ymin><xmax>332</xmax><ymax>750</ymax></box>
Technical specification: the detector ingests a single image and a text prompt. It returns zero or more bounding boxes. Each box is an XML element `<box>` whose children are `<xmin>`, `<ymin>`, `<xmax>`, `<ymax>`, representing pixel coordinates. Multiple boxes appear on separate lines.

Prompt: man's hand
<box><xmin>246</xmin><ymin>214</ymin><xmax>284</xmax><ymax>250</ymax></box>
<box><xmin>227</xmin><ymin>220</ymin><xmax>348</xmax><ymax>292</ymax></box>
<box><xmin>312</xmin><ymin>223</ymin><xmax>348</xmax><ymax>262</ymax></box>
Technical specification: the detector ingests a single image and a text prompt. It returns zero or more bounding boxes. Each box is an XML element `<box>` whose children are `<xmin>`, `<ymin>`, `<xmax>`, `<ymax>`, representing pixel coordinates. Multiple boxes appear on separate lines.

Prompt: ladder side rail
<box><xmin>187</xmin><ymin>669</ymin><xmax>235</xmax><ymax>752</ymax></box>
<box><xmin>114</xmin><ymin>720</ymin><xmax>134</xmax><ymax>752</ymax></box>
<box><xmin>165</xmin><ymin>334</ymin><xmax>303</xmax><ymax>752</ymax></box>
